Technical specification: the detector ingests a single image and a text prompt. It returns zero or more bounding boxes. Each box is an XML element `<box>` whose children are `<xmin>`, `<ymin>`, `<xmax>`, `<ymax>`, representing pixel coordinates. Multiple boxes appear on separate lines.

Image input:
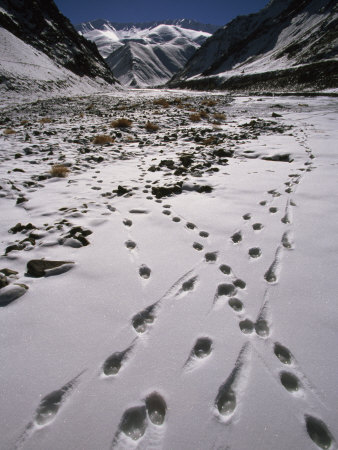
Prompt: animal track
<box><xmin>102</xmin><ymin>345</ymin><xmax>132</xmax><ymax>376</ymax></box>
<box><xmin>123</xmin><ymin>219</ymin><xmax>132</xmax><ymax>227</ymax></box>
<box><xmin>172</xmin><ymin>217</ymin><xmax>181</xmax><ymax>222</ymax></box>
<box><xmin>280</xmin><ymin>371</ymin><xmax>301</xmax><ymax>393</ymax></box>
<box><xmin>252</xmin><ymin>223</ymin><xmax>263</xmax><ymax>231</ymax></box>
<box><xmin>249</xmin><ymin>247</ymin><xmax>262</xmax><ymax>258</ymax></box>
<box><xmin>264</xmin><ymin>246</ymin><xmax>282</xmax><ymax>283</ymax></box>
<box><xmin>305</xmin><ymin>415</ymin><xmax>333</xmax><ymax>449</ymax></box>
<box><xmin>243</xmin><ymin>213</ymin><xmax>251</xmax><ymax>220</ymax></box>
<box><xmin>139</xmin><ymin>264</ymin><xmax>151</xmax><ymax>279</ymax></box>
<box><xmin>269</xmin><ymin>207</ymin><xmax>278</xmax><ymax>214</ymax></box>
<box><xmin>254</xmin><ymin>319</ymin><xmax>269</xmax><ymax>337</ymax></box>
<box><xmin>145</xmin><ymin>392</ymin><xmax>167</xmax><ymax>425</ymax></box>
<box><xmin>193</xmin><ymin>337</ymin><xmax>213</xmax><ymax>358</ymax></box>
<box><xmin>231</xmin><ymin>231</ymin><xmax>242</xmax><ymax>244</ymax></box>
<box><xmin>274</xmin><ymin>342</ymin><xmax>293</xmax><ymax>365</ymax></box>
<box><xmin>205</xmin><ymin>252</ymin><xmax>218</xmax><ymax>263</ymax></box>
<box><xmin>125</xmin><ymin>240</ymin><xmax>136</xmax><ymax>250</ymax></box>
<box><xmin>193</xmin><ymin>242</ymin><xmax>203</xmax><ymax>251</ymax></box>
<box><xmin>228</xmin><ymin>298</ymin><xmax>243</xmax><ymax>312</ymax></box>
<box><xmin>132</xmin><ymin>304</ymin><xmax>157</xmax><ymax>333</ymax></box>
<box><xmin>219</xmin><ymin>264</ymin><xmax>231</xmax><ymax>275</ymax></box>
<box><xmin>282</xmin><ymin>231</ymin><xmax>294</xmax><ymax>249</ymax></box>
<box><xmin>181</xmin><ymin>276</ymin><xmax>198</xmax><ymax>292</ymax></box>
<box><xmin>239</xmin><ymin>319</ymin><xmax>254</xmax><ymax>334</ymax></box>
<box><xmin>34</xmin><ymin>375</ymin><xmax>80</xmax><ymax>427</ymax></box>
<box><xmin>216</xmin><ymin>283</ymin><xmax>237</xmax><ymax>298</ymax></box>
<box><xmin>233</xmin><ymin>279</ymin><xmax>246</xmax><ymax>289</ymax></box>
<box><xmin>118</xmin><ymin>406</ymin><xmax>147</xmax><ymax>441</ymax></box>
<box><xmin>199</xmin><ymin>231</ymin><xmax>209</xmax><ymax>238</ymax></box>
<box><xmin>215</xmin><ymin>344</ymin><xmax>249</xmax><ymax>420</ymax></box>
<box><xmin>186</xmin><ymin>222</ymin><xmax>196</xmax><ymax>230</ymax></box>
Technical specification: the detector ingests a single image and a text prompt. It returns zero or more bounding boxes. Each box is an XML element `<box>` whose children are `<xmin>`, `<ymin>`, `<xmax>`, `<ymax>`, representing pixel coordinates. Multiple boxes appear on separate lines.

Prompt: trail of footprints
<box><xmin>16</xmin><ymin>150</ymin><xmax>334</xmax><ymax>449</ymax></box>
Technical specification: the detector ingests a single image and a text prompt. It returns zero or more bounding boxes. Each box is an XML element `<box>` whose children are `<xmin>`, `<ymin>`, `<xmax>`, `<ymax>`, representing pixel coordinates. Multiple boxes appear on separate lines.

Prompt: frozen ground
<box><xmin>0</xmin><ymin>90</ymin><xmax>337</xmax><ymax>450</ymax></box>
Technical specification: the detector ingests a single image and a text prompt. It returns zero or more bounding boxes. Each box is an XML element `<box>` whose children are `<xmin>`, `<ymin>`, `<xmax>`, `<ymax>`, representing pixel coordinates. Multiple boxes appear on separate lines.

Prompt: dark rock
<box><xmin>26</xmin><ymin>259</ymin><xmax>74</xmax><ymax>277</ymax></box>
<box><xmin>0</xmin><ymin>274</ymin><xmax>9</xmax><ymax>289</ymax></box>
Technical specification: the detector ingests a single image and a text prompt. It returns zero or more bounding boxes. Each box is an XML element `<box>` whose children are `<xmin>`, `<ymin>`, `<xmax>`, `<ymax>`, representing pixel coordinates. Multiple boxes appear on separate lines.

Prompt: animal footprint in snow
<box><xmin>139</xmin><ymin>265</ymin><xmax>151</xmax><ymax>279</ymax></box>
<box><xmin>228</xmin><ymin>298</ymin><xmax>243</xmax><ymax>313</ymax></box>
<box><xmin>242</xmin><ymin>213</ymin><xmax>251</xmax><ymax>220</ymax></box>
<box><xmin>214</xmin><ymin>284</ymin><xmax>237</xmax><ymax>305</ymax></box>
<box><xmin>118</xmin><ymin>406</ymin><xmax>147</xmax><ymax>441</ymax></box>
<box><xmin>233</xmin><ymin>279</ymin><xmax>246</xmax><ymax>289</ymax></box>
<box><xmin>282</xmin><ymin>231</ymin><xmax>294</xmax><ymax>249</ymax></box>
<box><xmin>186</xmin><ymin>222</ymin><xmax>196</xmax><ymax>230</ymax></box>
<box><xmin>145</xmin><ymin>392</ymin><xmax>167</xmax><ymax>426</ymax></box>
<box><xmin>193</xmin><ymin>337</ymin><xmax>213</xmax><ymax>359</ymax></box>
<box><xmin>305</xmin><ymin>415</ymin><xmax>334</xmax><ymax>449</ymax></box>
<box><xmin>193</xmin><ymin>242</ymin><xmax>203</xmax><ymax>251</ymax></box>
<box><xmin>252</xmin><ymin>223</ymin><xmax>263</xmax><ymax>231</ymax></box>
<box><xmin>102</xmin><ymin>345</ymin><xmax>133</xmax><ymax>376</ymax></box>
<box><xmin>199</xmin><ymin>231</ymin><xmax>209</xmax><ymax>238</ymax></box>
<box><xmin>123</xmin><ymin>219</ymin><xmax>132</xmax><ymax>227</ymax></box>
<box><xmin>249</xmin><ymin>247</ymin><xmax>262</xmax><ymax>258</ymax></box>
<box><xmin>279</xmin><ymin>371</ymin><xmax>301</xmax><ymax>393</ymax></box>
<box><xmin>254</xmin><ymin>319</ymin><xmax>269</xmax><ymax>337</ymax></box>
<box><xmin>219</xmin><ymin>264</ymin><xmax>231</xmax><ymax>275</ymax></box>
<box><xmin>215</xmin><ymin>344</ymin><xmax>249</xmax><ymax>420</ymax></box>
<box><xmin>205</xmin><ymin>252</ymin><xmax>218</xmax><ymax>263</ymax></box>
<box><xmin>231</xmin><ymin>231</ymin><xmax>242</xmax><ymax>244</ymax></box>
<box><xmin>269</xmin><ymin>207</ymin><xmax>278</xmax><ymax>214</ymax></box>
<box><xmin>239</xmin><ymin>319</ymin><xmax>254</xmax><ymax>334</ymax></box>
<box><xmin>125</xmin><ymin>240</ymin><xmax>136</xmax><ymax>250</ymax></box>
<box><xmin>132</xmin><ymin>303</ymin><xmax>157</xmax><ymax>333</ymax></box>
<box><xmin>34</xmin><ymin>374</ymin><xmax>81</xmax><ymax>427</ymax></box>
<box><xmin>180</xmin><ymin>276</ymin><xmax>198</xmax><ymax>293</ymax></box>
<box><xmin>274</xmin><ymin>342</ymin><xmax>294</xmax><ymax>365</ymax></box>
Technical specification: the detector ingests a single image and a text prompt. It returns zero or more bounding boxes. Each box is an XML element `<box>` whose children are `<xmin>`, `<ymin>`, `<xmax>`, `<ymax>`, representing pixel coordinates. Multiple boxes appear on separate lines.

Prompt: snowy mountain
<box><xmin>0</xmin><ymin>0</ymin><xmax>117</xmax><ymax>100</ymax></box>
<box><xmin>170</xmin><ymin>0</ymin><xmax>338</xmax><ymax>92</ymax></box>
<box><xmin>76</xmin><ymin>20</ymin><xmax>219</xmax><ymax>87</ymax></box>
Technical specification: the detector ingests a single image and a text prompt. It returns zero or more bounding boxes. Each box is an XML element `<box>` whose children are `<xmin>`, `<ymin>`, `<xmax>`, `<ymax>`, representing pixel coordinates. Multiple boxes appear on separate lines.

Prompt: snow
<box><xmin>78</xmin><ymin>22</ymin><xmax>211</xmax><ymax>86</ymax></box>
<box><xmin>0</xmin><ymin>27</ymin><xmax>119</xmax><ymax>104</ymax></box>
<box><xmin>0</xmin><ymin>90</ymin><xmax>337</xmax><ymax>450</ymax></box>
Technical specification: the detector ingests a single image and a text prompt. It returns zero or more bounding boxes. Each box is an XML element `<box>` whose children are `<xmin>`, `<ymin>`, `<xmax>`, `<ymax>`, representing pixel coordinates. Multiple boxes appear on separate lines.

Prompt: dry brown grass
<box><xmin>50</xmin><ymin>164</ymin><xmax>70</xmax><ymax>178</ymax></box>
<box><xmin>92</xmin><ymin>135</ymin><xmax>115</xmax><ymax>145</ymax></box>
<box><xmin>3</xmin><ymin>128</ymin><xmax>16</xmax><ymax>135</ymax></box>
<box><xmin>153</xmin><ymin>98</ymin><xmax>169</xmax><ymax>108</ymax></box>
<box><xmin>86</xmin><ymin>103</ymin><xmax>94</xmax><ymax>110</ymax></box>
<box><xmin>189</xmin><ymin>113</ymin><xmax>201</xmax><ymax>122</ymax></box>
<box><xmin>20</xmin><ymin>120</ymin><xmax>29</xmax><ymax>126</ymax></box>
<box><xmin>39</xmin><ymin>117</ymin><xmax>52</xmax><ymax>124</ymax></box>
<box><xmin>111</xmin><ymin>118</ymin><xmax>133</xmax><ymax>129</ymax></box>
<box><xmin>145</xmin><ymin>121</ymin><xmax>159</xmax><ymax>132</ymax></box>
<box><xmin>202</xmin><ymin>136</ymin><xmax>218</xmax><ymax>146</ymax></box>
<box><xmin>200</xmin><ymin>110</ymin><xmax>209</xmax><ymax>119</ymax></box>
<box><xmin>213</xmin><ymin>112</ymin><xmax>226</xmax><ymax>121</ymax></box>
<box><xmin>202</xmin><ymin>99</ymin><xmax>217</xmax><ymax>107</ymax></box>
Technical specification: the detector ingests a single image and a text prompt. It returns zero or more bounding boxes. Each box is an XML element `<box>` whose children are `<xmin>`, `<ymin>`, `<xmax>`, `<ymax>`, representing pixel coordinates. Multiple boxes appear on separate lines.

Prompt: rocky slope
<box><xmin>169</xmin><ymin>0</ymin><xmax>338</xmax><ymax>92</ymax></box>
<box><xmin>77</xmin><ymin>20</ymin><xmax>218</xmax><ymax>87</ymax></box>
<box><xmin>0</xmin><ymin>0</ymin><xmax>117</xmax><ymax>99</ymax></box>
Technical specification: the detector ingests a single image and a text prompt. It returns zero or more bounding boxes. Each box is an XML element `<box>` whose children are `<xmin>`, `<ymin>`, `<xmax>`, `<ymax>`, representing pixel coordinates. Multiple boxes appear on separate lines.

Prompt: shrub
<box><xmin>50</xmin><ymin>164</ymin><xmax>70</xmax><ymax>178</ymax></box>
<box><xmin>145</xmin><ymin>121</ymin><xmax>159</xmax><ymax>132</ymax></box>
<box><xmin>153</xmin><ymin>98</ymin><xmax>169</xmax><ymax>108</ymax></box>
<box><xmin>213</xmin><ymin>113</ymin><xmax>226</xmax><ymax>121</ymax></box>
<box><xmin>3</xmin><ymin>128</ymin><xmax>16</xmax><ymax>135</ymax></box>
<box><xmin>200</xmin><ymin>110</ymin><xmax>209</xmax><ymax>119</ymax></box>
<box><xmin>111</xmin><ymin>118</ymin><xmax>133</xmax><ymax>129</ymax></box>
<box><xmin>202</xmin><ymin>99</ymin><xmax>217</xmax><ymax>107</ymax></box>
<box><xmin>189</xmin><ymin>113</ymin><xmax>201</xmax><ymax>122</ymax></box>
<box><xmin>39</xmin><ymin>117</ymin><xmax>52</xmax><ymax>124</ymax></box>
<box><xmin>93</xmin><ymin>135</ymin><xmax>114</xmax><ymax>145</ymax></box>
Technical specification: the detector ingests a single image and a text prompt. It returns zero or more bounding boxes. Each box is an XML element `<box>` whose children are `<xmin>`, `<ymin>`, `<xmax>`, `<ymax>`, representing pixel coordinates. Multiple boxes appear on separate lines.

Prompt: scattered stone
<box><xmin>26</xmin><ymin>259</ymin><xmax>74</xmax><ymax>277</ymax></box>
<box><xmin>0</xmin><ymin>284</ymin><xmax>28</xmax><ymax>306</ymax></box>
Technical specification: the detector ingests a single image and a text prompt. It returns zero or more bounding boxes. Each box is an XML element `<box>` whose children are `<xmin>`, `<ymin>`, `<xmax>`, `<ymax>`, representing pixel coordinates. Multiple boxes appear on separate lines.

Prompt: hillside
<box><xmin>169</xmin><ymin>0</ymin><xmax>338</xmax><ymax>92</ymax></box>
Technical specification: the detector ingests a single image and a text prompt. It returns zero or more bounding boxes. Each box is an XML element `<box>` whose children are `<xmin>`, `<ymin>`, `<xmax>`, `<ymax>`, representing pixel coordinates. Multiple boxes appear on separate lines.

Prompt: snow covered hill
<box><xmin>76</xmin><ymin>20</ymin><xmax>218</xmax><ymax>87</ymax></box>
<box><xmin>170</xmin><ymin>0</ymin><xmax>338</xmax><ymax>92</ymax></box>
<box><xmin>0</xmin><ymin>0</ymin><xmax>117</xmax><ymax>101</ymax></box>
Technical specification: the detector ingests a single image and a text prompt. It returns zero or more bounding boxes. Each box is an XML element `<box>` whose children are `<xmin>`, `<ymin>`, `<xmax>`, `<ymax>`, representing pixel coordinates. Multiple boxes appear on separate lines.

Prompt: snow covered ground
<box><xmin>0</xmin><ymin>90</ymin><xmax>337</xmax><ymax>450</ymax></box>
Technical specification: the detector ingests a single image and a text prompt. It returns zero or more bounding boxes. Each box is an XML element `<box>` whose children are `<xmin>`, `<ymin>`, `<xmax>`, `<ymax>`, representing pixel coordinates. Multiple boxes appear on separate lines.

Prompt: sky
<box><xmin>54</xmin><ymin>0</ymin><xmax>270</xmax><ymax>26</ymax></box>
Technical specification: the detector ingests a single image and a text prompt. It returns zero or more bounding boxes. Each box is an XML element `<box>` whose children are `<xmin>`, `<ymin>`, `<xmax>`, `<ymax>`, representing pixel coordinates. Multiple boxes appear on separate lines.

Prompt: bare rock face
<box><xmin>0</xmin><ymin>0</ymin><xmax>116</xmax><ymax>83</ymax></box>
